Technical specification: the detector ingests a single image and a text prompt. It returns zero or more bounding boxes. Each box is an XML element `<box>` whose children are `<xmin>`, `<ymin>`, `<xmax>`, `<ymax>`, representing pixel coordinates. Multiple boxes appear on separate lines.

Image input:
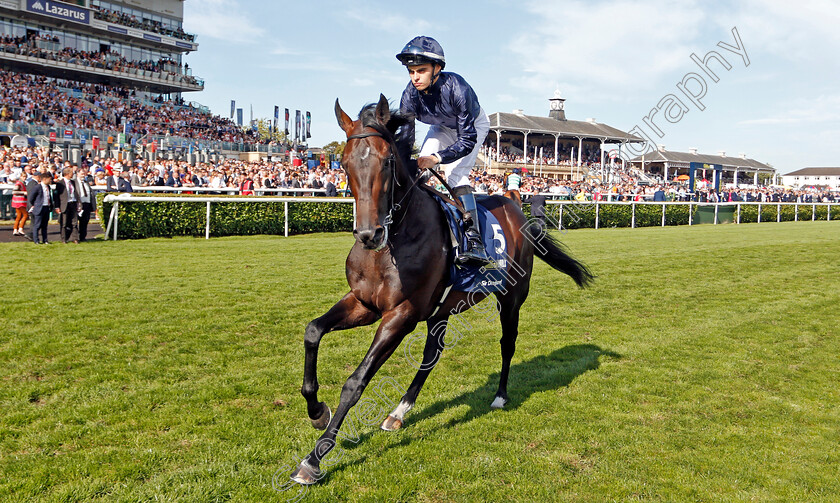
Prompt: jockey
<box><xmin>507</xmin><ymin>168</ymin><xmax>522</xmax><ymax>191</ymax></box>
<box><xmin>397</xmin><ymin>35</ymin><xmax>493</xmax><ymax>267</ymax></box>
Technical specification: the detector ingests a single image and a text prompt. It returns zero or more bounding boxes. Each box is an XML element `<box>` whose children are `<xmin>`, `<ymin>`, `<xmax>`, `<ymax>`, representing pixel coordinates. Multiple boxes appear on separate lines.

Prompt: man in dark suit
<box><xmin>55</xmin><ymin>167</ymin><xmax>80</xmax><ymax>243</ymax></box>
<box><xmin>324</xmin><ymin>175</ymin><xmax>338</xmax><ymax>197</ymax></box>
<box><xmin>74</xmin><ymin>166</ymin><xmax>95</xmax><ymax>241</ymax></box>
<box><xmin>118</xmin><ymin>171</ymin><xmax>134</xmax><ymax>193</ymax></box>
<box><xmin>27</xmin><ymin>171</ymin><xmax>55</xmax><ymax>244</ymax></box>
<box><xmin>106</xmin><ymin>169</ymin><xmax>121</xmax><ymax>192</ymax></box>
<box><xmin>653</xmin><ymin>186</ymin><xmax>667</xmax><ymax>202</ymax></box>
<box><xmin>525</xmin><ymin>187</ymin><xmax>547</xmax><ymax>229</ymax></box>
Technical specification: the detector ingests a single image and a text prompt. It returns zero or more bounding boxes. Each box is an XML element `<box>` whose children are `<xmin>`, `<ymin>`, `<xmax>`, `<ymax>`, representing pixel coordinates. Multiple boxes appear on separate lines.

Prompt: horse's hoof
<box><xmin>290</xmin><ymin>460</ymin><xmax>321</xmax><ymax>485</ymax></box>
<box><xmin>310</xmin><ymin>402</ymin><xmax>332</xmax><ymax>430</ymax></box>
<box><xmin>490</xmin><ymin>396</ymin><xmax>507</xmax><ymax>409</ymax></box>
<box><xmin>380</xmin><ymin>414</ymin><xmax>403</xmax><ymax>431</ymax></box>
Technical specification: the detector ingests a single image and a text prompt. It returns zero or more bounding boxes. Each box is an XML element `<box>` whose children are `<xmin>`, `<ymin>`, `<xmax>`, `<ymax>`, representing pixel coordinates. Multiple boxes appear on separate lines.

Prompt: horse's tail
<box><xmin>527</xmin><ymin>224</ymin><xmax>594</xmax><ymax>288</ymax></box>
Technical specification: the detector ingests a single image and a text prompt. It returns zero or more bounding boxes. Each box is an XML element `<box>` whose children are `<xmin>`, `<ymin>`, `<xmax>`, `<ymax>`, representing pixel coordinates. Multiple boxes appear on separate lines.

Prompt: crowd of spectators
<box><xmin>90</xmin><ymin>4</ymin><xmax>195</xmax><ymax>42</ymax></box>
<box><xmin>1</xmin><ymin>71</ymin><xmax>258</xmax><ymax>144</ymax></box>
<box><xmin>2</xmin><ymin>145</ymin><xmax>837</xmax><ymax>212</ymax></box>
<box><xmin>487</xmin><ymin>144</ymin><xmax>601</xmax><ymax>165</ymax></box>
<box><xmin>0</xmin><ymin>36</ymin><xmax>198</xmax><ymax>85</ymax></box>
<box><xmin>0</xmin><ymin>146</ymin><xmax>341</xmax><ymax>200</ymax></box>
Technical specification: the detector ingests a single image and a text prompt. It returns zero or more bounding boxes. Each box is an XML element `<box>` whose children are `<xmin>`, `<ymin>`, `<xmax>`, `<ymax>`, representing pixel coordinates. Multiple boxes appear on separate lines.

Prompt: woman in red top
<box><xmin>239</xmin><ymin>174</ymin><xmax>254</xmax><ymax>195</ymax></box>
<box><xmin>11</xmin><ymin>175</ymin><xmax>28</xmax><ymax>236</ymax></box>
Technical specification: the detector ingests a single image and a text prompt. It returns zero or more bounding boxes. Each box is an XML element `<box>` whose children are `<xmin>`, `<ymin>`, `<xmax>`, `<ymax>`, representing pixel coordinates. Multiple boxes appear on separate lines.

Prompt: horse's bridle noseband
<box><xmin>346</xmin><ymin>129</ymin><xmax>402</xmax><ymax>251</ymax></box>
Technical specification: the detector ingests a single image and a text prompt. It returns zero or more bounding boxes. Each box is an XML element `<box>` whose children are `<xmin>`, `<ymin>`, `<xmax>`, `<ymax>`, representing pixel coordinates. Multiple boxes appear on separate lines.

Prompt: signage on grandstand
<box><xmin>26</xmin><ymin>0</ymin><xmax>90</xmax><ymax>24</ymax></box>
<box><xmin>11</xmin><ymin>135</ymin><xmax>29</xmax><ymax>149</ymax></box>
<box><xmin>49</xmin><ymin>131</ymin><xmax>56</xmax><ymax>143</ymax></box>
<box><xmin>63</xmin><ymin>129</ymin><xmax>73</xmax><ymax>140</ymax></box>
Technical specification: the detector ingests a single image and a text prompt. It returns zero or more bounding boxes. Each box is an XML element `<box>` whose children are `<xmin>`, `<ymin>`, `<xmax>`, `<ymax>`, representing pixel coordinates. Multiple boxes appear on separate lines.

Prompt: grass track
<box><xmin>1</xmin><ymin>221</ymin><xmax>838</xmax><ymax>502</ymax></box>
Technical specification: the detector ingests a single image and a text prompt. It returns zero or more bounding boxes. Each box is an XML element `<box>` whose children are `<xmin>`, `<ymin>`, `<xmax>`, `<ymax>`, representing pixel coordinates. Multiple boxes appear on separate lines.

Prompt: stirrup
<box><xmin>456</xmin><ymin>235</ymin><xmax>496</xmax><ymax>268</ymax></box>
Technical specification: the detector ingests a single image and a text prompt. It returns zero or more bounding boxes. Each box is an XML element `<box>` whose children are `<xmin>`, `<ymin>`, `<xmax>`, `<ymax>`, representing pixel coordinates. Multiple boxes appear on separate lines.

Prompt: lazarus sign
<box><xmin>26</xmin><ymin>0</ymin><xmax>90</xmax><ymax>24</ymax></box>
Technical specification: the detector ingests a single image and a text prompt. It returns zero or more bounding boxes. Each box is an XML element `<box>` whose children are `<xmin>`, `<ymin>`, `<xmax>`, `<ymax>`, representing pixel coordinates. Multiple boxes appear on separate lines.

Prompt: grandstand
<box><xmin>0</xmin><ymin>0</ymin><xmax>200</xmax><ymax>93</ymax></box>
<box><xmin>480</xmin><ymin>89</ymin><xmax>645</xmax><ymax>181</ymax></box>
<box><xmin>0</xmin><ymin>0</ymin><xmax>285</xmax><ymax>162</ymax></box>
<box><xmin>628</xmin><ymin>146</ymin><xmax>776</xmax><ymax>187</ymax></box>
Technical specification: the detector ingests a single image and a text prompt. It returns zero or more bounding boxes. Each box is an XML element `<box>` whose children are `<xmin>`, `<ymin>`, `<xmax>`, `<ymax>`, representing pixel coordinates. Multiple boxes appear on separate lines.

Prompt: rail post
<box><xmin>595</xmin><ymin>202</ymin><xmax>600</xmax><ymax>230</ymax></box>
<box><xmin>205</xmin><ymin>201</ymin><xmax>211</xmax><ymax>239</ymax></box>
<box><xmin>558</xmin><ymin>203</ymin><xmax>563</xmax><ymax>230</ymax></box>
<box><xmin>284</xmin><ymin>201</ymin><xmax>289</xmax><ymax>237</ymax></box>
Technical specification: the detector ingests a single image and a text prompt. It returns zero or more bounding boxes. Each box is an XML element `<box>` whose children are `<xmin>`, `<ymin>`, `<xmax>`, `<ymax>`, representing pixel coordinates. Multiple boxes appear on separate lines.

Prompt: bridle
<box><xmin>346</xmin><ymin>128</ymin><xmax>457</xmax><ymax>252</ymax></box>
<box><xmin>346</xmin><ymin>129</ymin><xmax>414</xmax><ymax>251</ymax></box>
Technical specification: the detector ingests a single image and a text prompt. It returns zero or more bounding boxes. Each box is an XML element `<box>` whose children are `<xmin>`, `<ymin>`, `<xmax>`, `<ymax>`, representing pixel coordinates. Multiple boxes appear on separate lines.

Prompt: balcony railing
<box><xmin>0</xmin><ymin>44</ymin><xmax>203</xmax><ymax>90</ymax></box>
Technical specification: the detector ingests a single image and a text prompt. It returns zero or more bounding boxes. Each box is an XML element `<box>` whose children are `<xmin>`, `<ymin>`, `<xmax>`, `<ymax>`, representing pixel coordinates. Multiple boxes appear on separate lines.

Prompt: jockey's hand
<box><xmin>417</xmin><ymin>155</ymin><xmax>439</xmax><ymax>172</ymax></box>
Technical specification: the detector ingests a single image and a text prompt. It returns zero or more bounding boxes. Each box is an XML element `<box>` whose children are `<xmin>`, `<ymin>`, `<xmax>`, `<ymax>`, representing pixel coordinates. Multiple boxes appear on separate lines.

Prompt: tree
<box><xmin>255</xmin><ymin>118</ymin><xmax>287</xmax><ymax>143</ymax></box>
<box><xmin>322</xmin><ymin>140</ymin><xmax>345</xmax><ymax>158</ymax></box>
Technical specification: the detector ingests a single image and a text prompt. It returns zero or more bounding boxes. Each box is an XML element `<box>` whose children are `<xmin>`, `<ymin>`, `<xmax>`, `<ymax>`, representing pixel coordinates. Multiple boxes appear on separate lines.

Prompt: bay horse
<box><xmin>291</xmin><ymin>95</ymin><xmax>592</xmax><ymax>485</ymax></box>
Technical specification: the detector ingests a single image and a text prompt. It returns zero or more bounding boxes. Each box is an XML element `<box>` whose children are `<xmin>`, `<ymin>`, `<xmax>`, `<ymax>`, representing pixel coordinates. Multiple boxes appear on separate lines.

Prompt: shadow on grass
<box><xmin>320</xmin><ymin>343</ymin><xmax>620</xmax><ymax>483</ymax></box>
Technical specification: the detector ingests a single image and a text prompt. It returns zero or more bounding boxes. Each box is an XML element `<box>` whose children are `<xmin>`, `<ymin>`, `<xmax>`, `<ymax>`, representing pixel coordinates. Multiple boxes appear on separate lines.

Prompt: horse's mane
<box><xmin>358</xmin><ymin>103</ymin><xmax>415</xmax><ymax>166</ymax></box>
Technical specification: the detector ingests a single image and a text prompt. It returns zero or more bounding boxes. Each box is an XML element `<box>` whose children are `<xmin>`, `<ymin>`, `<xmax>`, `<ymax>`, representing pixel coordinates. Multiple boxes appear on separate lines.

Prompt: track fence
<box><xmin>102</xmin><ymin>195</ymin><xmax>836</xmax><ymax>240</ymax></box>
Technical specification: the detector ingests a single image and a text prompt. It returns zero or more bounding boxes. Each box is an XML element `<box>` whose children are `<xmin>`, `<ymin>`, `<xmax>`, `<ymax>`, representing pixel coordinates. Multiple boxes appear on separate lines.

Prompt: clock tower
<box><xmin>548</xmin><ymin>88</ymin><xmax>566</xmax><ymax>121</ymax></box>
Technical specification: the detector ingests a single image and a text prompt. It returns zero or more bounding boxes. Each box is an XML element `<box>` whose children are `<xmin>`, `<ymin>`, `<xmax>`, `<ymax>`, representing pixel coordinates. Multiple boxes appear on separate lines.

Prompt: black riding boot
<box><xmin>453</xmin><ymin>187</ymin><xmax>495</xmax><ymax>267</ymax></box>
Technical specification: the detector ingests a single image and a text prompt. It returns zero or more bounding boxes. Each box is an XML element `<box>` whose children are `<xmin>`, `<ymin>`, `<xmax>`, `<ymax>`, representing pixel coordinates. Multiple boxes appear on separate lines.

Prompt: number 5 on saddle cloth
<box><xmin>430</xmin><ymin>193</ymin><xmax>509</xmax><ymax>293</ymax></box>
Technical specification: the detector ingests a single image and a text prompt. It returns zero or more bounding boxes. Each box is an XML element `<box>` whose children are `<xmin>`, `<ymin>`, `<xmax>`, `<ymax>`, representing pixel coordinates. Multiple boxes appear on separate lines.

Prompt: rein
<box><xmin>346</xmin><ymin>129</ymin><xmax>424</xmax><ymax>250</ymax></box>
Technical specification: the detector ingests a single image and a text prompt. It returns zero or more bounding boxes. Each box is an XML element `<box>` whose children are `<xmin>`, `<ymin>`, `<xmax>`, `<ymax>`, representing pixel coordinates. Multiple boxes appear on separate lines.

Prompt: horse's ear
<box><xmin>374</xmin><ymin>93</ymin><xmax>390</xmax><ymax>126</ymax></box>
<box><xmin>335</xmin><ymin>99</ymin><xmax>353</xmax><ymax>134</ymax></box>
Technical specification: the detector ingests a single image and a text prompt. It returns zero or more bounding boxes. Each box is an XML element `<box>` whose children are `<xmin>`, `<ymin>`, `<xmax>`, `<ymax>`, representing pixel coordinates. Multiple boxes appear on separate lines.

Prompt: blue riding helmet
<box><xmin>396</xmin><ymin>36</ymin><xmax>445</xmax><ymax>68</ymax></box>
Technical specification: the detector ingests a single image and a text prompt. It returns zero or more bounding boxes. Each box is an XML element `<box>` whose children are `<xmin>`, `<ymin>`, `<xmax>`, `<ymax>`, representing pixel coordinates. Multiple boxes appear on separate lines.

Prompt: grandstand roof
<box><xmin>783</xmin><ymin>167</ymin><xmax>840</xmax><ymax>176</ymax></box>
<box><xmin>628</xmin><ymin>149</ymin><xmax>774</xmax><ymax>171</ymax></box>
<box><xmin>488</xmin><ymin>112</ymin><xmax>644</xmax><ymax>143</ymax></box>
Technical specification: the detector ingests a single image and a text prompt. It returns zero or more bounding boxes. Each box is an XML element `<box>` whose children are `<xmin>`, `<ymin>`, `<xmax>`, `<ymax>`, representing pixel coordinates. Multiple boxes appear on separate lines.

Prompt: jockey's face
<box><xmin>407</xmin><ymin>63</ymin><xmax>440</xmax><ymax>92</ymax></box>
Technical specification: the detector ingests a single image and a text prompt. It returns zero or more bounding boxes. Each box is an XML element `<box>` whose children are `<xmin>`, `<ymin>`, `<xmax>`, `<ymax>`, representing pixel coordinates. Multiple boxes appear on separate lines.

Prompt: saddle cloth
<box><xmin>430</xmin><ymin>194</ymin><xmax>509</xmax><ymax>293</ymax></box>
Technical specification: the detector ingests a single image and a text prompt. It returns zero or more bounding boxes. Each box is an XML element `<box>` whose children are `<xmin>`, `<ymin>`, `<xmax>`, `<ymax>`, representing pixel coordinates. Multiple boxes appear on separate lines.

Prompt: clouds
<box><xmin>343</xmin><ymin>5</ymin><xmax>433</xmax><ymax>35</ymax></box>
<box><xmin>507</xmin><ymin>0</ymin><xmax>706</xmax><ymax>102</ymax></box>
<box><xmin>183</xmin><ymin>0</ymin><xmax>265</xmax><ymax>44</ymax></box>
<box><xmin>738</xmin><ymin>94</ymin><xmax>840</xmax><ymax>126</ymax></box>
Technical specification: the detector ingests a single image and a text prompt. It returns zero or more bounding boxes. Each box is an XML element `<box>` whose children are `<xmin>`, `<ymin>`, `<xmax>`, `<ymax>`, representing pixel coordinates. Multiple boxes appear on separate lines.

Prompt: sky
<box><xmin>181</xmin><ymin>0</ymin><xmax>840</xmax><ymax>174</ymax></box>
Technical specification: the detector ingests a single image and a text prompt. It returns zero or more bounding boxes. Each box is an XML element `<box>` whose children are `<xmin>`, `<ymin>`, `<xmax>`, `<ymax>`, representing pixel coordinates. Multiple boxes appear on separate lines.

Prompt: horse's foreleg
<box><xmin>302</xmin><ymin>292</ymin><xmax>379</xmax><ymax>430</ymax></box>
<box><xmin>292</xmin><ymin>308</ymin><xmax>418</xmax><ymax>485</ymax></box>
<box><xmin>381</xmin><ymin>315</ymin><xmax>448</xmax><ymax>431</ymax></box>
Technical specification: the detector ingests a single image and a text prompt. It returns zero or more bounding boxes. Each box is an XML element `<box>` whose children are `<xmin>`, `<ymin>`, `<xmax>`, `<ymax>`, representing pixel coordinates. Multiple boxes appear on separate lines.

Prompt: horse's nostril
<box><xmin>373</xmin><ymin>227</ymin><xmax>385</xmax><ymax>242</ymax></box>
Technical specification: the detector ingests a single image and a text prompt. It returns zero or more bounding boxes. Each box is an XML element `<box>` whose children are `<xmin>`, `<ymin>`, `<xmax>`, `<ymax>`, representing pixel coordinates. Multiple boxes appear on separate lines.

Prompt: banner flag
<box><xmin>230</xmin><ymin>100</ymin><xmax>235</xmax><ymax>119</ymax></box>
<box><xmin>285</xmin><ymin>108</ymin><xmax>290</xmax><ymax>136</ymax></box>
<box><xmin>236</xmin><ymin>108</ymin><xmax>243</xmax><ymax>126</ymax></box>
<box><xmin>295</xmin><ymin>110</ymin><xmax>301</xmax><ymax>141</ymax></box>
<box><xmin>273</xmin><ymin>106</ymin><xmax>279</xmax><ymax>134</ymax></box>
<box><xmin>306</xmin><ymin>111</ymin><xmax>311</xmax><ymax>139</ymax></box>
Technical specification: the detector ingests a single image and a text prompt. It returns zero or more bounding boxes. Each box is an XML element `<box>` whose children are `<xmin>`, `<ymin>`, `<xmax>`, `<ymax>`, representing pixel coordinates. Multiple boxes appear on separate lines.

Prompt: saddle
<box><xmin>426</xmin><ymin>190</ymin><xmax>509</xmax><ymax>293</ymax></box>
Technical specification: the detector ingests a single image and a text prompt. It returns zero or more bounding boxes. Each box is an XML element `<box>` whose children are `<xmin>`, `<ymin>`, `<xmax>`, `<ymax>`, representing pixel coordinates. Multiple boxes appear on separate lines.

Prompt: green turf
<box><xmin>1</xmin><ymin>221</ymin><xmax>838</xmax><ymax>502</ymax></box>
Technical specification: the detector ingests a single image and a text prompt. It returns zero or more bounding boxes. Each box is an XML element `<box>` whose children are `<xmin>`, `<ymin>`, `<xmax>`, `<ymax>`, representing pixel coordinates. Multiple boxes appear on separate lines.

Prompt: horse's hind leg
<box><xmin>301</xmin><ymin>292</ymin><xmax>378</xmax><ymax>430</ymax></box>
<box><xmin>381</xmin><ymin>315</ymin><xmax>449</xmax><ymax>431</ymax></box>
<box><xmin>492</xmin><ymin>292</ymin><xmax>528</xmax><ymax>409</ymax></box>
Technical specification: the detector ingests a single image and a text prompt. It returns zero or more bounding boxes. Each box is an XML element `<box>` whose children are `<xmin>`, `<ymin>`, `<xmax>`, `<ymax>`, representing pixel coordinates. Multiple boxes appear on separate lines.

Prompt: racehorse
<box><xmin>503</xmin><ymin>189</ymin><xmax>522</xmax><ymax>208</ymax></box>
<box><xmin>291</xmin><ymin>95</ymin><xmax>593</xmax><ymax>485</ymax></box>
